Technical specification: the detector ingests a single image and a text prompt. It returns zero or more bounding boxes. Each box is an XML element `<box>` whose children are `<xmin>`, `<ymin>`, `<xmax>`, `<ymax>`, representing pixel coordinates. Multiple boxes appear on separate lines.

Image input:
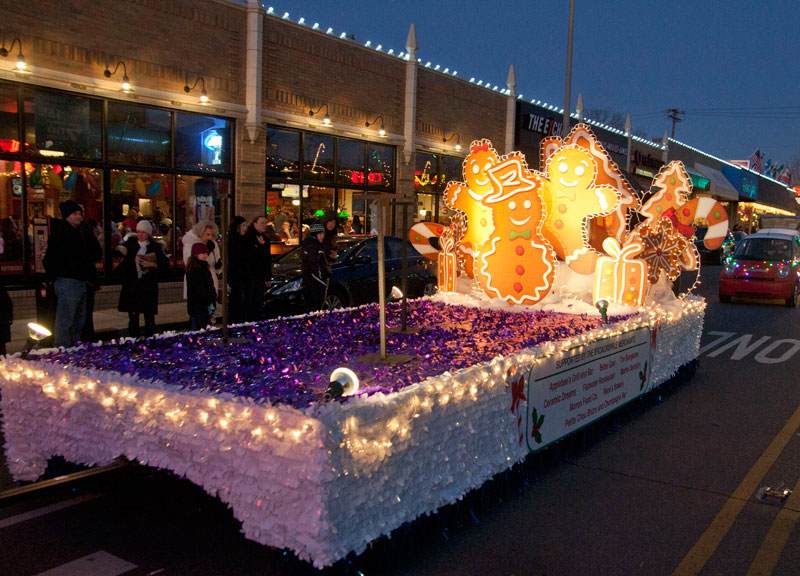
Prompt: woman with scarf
<box><xmin>116</xmin><ymin>220</ymin><xmax>169</xmax><ymax>337</ymax></box>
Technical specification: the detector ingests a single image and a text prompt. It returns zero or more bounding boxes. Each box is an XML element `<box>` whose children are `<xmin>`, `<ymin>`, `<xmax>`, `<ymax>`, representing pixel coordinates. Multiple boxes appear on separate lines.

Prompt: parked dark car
<box><xmin>264</xmin><ymin>235</ymin><xmax>437</xmax><ymax>317</ymax></box>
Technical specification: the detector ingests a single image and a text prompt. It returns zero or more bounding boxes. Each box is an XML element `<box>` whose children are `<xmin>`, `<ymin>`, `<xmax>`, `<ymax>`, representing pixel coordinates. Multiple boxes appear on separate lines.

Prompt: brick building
<box><xmin>0</xmin><ymin>0</ymin><xmax>512</xmax><ymax>286</ymax></box>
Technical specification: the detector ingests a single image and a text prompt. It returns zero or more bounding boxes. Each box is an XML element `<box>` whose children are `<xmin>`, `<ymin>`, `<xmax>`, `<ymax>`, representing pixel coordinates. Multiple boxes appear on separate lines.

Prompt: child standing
<box><xmin>186</xmin><ymin>242</ymin><xmax>217</xmax><ymax>331</ymax></box>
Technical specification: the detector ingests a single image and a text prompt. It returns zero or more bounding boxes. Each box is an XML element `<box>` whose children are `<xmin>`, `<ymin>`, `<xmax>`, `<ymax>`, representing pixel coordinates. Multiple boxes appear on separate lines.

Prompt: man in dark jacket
<box><xmin>42</xmin><ymin>200</ymin><xmax>102</xmax><ymax>348</ymax></box>
<box><xmin>239</xmin><ymin>215</ymin><xmax>272</xmax><ymax>321</ymax></box>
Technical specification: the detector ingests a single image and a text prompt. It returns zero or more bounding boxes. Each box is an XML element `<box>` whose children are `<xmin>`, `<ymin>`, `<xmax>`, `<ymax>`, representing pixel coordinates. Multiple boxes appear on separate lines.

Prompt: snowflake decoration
<box><xmin>637</xmin><ymin>219</ymin><xmax>688</xmax><ymax>283</ymax></box>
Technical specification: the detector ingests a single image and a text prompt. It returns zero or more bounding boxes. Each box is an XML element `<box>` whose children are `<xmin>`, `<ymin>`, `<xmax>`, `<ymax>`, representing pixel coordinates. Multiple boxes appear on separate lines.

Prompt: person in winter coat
<box><xmin>181</xmin><ymin>220</ymin><xmax>221</xmax><ymax>301</ymax></box>
<box><xmin>116</xmin><ymin>220</ymin><xmax>169</xmax><ymax>337</ymax></box>
<box><xmin>43</xmin><ymin>200</ymin><xmax>102</xmax><ymax>348</ymax></box>
<box><xmin>320</xmin><ymin>209</ymin><xmax>339</xmax><ymax>268</ymax></box>
<box><xmin>302</xmin><ymin>224</ymin><xmax>329</xmax><ymax>312</ymax></box>
<box><xmin>185</xmin><ymin>242</ymin><xmax>217</xmax><ymax>331</ymax></box>
<box><xmin>238</xmin><ymin>215</ymin><xmax>272</xmax><ymax>321</ymax></box>
<box><xmin>227</xmin><ymin>215</ymin><xmax>248</xmax><ymax>323</ymax></box>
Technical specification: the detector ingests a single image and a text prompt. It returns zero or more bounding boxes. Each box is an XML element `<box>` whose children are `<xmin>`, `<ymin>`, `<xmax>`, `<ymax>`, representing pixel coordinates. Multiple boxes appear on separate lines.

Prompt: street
<box><xmin>2</xmin><ymin>265</ymin><xmax>800</xmax><ymax>575</ymax></box>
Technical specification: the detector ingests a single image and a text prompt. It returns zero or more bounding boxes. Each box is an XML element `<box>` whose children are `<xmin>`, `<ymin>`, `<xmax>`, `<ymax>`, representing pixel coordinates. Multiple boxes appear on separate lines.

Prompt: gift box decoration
<box><xmin>593</xmin><ymin>236</ymin><xmax>648</xmax><ymax>307</ymax></box>
<box><xmin>438</xmin><ymin>227</ymin><xmax>458</xmax><ymax>292</ymax></box>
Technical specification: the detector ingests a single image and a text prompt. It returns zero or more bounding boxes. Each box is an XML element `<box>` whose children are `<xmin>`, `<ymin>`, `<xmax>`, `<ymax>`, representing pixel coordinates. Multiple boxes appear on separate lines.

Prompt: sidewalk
<box><xmin>7</xmin><ymin>295</ymin><xmax>193</xmax><ymax>355</ymax></box>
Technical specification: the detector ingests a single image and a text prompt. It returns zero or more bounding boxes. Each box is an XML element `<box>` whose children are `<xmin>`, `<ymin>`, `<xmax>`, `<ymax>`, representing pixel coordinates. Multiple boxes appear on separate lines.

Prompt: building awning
<box><xmin>694</xmin><ymin>163</ymin><xmax>739</xmax><ymax>201</ymax></box>
<box><xmin>685</xmin><ymin>167</ymin><xmax>711</xmax><ymax>192</ymax></box>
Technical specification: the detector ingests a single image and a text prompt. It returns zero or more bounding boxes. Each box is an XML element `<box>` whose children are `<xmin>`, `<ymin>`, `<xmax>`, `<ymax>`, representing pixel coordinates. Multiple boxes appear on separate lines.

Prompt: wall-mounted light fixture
<box><xmin>184</xmin><ymin>73</ymin><xmax>209</xmax><ymax>105</ymax></box>
<box><xmin>104</xmin><ymin>61</ymin><xmax>132</xmax><ymax>93</ymax></box>
<box><xmin>443</xmin><ymin>131</ymin><xmax>461</xmax><ymax>151</ymax></box>
<box><xmin>0</xmin><ymin>37</ymin><xmax>26</xmax><ymax>72</ymax></box>
<box><xmin>309</xmin><ymin>103</ymin><xmax>331</xmax><ymax>126</ymax></box>
<box><xmin>365</xmin><ymin>115</ymin><xmax>386</xmax><ymax>137</ymax></box>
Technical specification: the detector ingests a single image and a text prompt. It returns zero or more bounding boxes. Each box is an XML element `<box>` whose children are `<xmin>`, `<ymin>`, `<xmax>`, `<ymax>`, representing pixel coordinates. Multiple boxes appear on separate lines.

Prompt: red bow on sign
<box><xmin>662</xmin><ymin>208</ymin><xmax>696</xmax><ymax>239</ymax></box>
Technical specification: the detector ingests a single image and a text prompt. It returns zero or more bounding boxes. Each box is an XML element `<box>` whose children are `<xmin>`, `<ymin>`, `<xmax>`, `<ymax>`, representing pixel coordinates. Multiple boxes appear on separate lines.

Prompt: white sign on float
<box><xmin>524</xmin><ymin>327</ymin><xmax>651</xmax><ymax>452</ymax></box>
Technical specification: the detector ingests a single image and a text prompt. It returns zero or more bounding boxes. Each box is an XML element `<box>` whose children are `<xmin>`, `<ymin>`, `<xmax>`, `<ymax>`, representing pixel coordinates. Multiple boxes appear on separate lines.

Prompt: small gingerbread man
<box><xmin>541</xmin><ymin>145</ymin><xmax>619</xmax><ymax>275</ymax></box>
<box><xmin>444</xmin><ymin>140</ymin><xmax>499</xmax><ymax>278</ymax></box>
<box><xmin>476</xmin><ymin>154</ymin><xmax>555</xmax><ymax>305</ymax></box>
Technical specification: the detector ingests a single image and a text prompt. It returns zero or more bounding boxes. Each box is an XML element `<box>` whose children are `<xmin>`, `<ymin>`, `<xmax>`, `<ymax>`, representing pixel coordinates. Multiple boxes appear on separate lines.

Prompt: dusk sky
<box><xmin>275</xmin><ymin>0</ymin><xmax>800</xmax><ymax>166</ymax></box>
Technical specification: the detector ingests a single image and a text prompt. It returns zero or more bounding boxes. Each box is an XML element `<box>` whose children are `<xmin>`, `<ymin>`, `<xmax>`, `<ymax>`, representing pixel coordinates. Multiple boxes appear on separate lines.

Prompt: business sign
<box><xmin>524</xmin><ymin>327</ymin><xmax>651</xmax><ymax>452</ymax></box>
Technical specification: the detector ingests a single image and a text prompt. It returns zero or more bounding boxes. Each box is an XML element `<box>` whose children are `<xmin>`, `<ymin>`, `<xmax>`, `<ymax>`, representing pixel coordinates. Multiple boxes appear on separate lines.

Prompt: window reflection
<box><xmin>266</xmin><ymin>127</ymin><xmax>300</xmax><ymax>179</ymax></box>
<box><xmin>24</xmin><ymin>89</ymin><xmax>102</xmax><ymax>160</ymax></box>
<box><xmin>302</xmin><ymin>133</ymin><xmax>334</xmax><ymax>183</ymax></box>
<box><xmin>0</xmin><ymin>83</ymin><xmax>19</xmax><ymax>152</ymax></box>
<box><xmin>337</xmin><ymin>139</ymin><xmax>365</xmax><ymax>185</ymax></box>
<box><xmin>107</xmin><ymin>102</ymin><xmax>171</xmax><ymax>166</ymax></box>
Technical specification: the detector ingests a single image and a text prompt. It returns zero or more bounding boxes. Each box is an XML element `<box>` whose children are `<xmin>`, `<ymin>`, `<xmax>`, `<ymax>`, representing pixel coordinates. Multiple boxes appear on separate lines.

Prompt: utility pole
<box><xmin>666</xmin><ymin>109</ymin><xmax>684</xmax><ymax>138</ymax></box>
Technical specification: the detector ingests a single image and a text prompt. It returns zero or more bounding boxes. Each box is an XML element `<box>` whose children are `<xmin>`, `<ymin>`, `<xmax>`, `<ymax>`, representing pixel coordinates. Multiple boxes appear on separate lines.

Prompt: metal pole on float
<box><xmin>562</xmin><ymin>0</ymin><xmax>575</xmax><ymax>137</ymax></box>
<box><xmin>376</xmin><ymin>198</ymin><xmax>387</xmax><ymax>358</ymax></box>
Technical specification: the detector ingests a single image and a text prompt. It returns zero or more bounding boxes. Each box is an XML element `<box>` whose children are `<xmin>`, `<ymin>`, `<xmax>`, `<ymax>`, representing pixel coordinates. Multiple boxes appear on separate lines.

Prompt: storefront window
<box><xmin>28</xmin><ymin>164</ymin><xmax>104</xmax><ymax>275</ymax></box>
<box><xmin>367</xmin><ymin>143</ymin><xmax>393</xmax><ymax>189</ymax></box>
<box><xmin>266</xmin><ymin>127</ymin><xmax>300</xmax><ymax>180</ymax></box>
<box><xmin>24</xmin><ymin>89</ymin><xmax>102</xmax><ymax>160</ymax></box>
<box><xmin>107</xmin><ymin>102</ymin><xmax>171</xmax><ymax>166</ymax></box>
<box><xmin>0</xmin><ymin>83</ymin><xmax>19</xmax><ymax>153</ymax></box>
<box><xmin>302</xmin><ymin>133</ymin><xmax>334</xmax><ymax>183</ymax></box>
<box><xmin>413</xmin><ymin>152</ymin><xmax>462</xmax><ymax>224</ymax></box>
<box><xmin>175</xmin><ymin>113</ymin><xmax>232</xmax><ymax>172</ymax></box>
<box><xmin>415</xmin><ymin>153</ymin><xmax>438</xmax><ymax>194</ymax></box>
<box><xmin>337</xmin><ymin>139</ymin><xmax>366</xmax><ymax>185</ymax></box>
<box><xmin>0</xmin><ymin>160</ymin><xmax>24</xmax><ymax>275</ymax></box>
<box><xmin>109</xmin><ymin>170</ymin><xmax>164</xmax><ymax>267</ymax></box>
<box><xmin>176</xmin><ymin>175</ymin><xmax>227</xmax><ymax>269</ymax></box>
<box><xmin>304</xmin><ymin>186</ymin><xmax>334</xmax><ymax>224</ymax></box>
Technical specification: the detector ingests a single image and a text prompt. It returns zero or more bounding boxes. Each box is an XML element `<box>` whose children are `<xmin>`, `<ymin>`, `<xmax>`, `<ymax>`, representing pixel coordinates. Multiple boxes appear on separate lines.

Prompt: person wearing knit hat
<box><xmin>115</xmin><ymin>217</ymin><xmax>169</xmax><ymax>338</ymax></box>
<box><xmin>186</xmin><ymin>239</ymin><xmax>216</xmax><ymax>331</ymax></box>
<box><xmin>191</xmin><ymin>242</ymin><xmax>208</xmax><ymax>257</ymax></box>
<box><xmin>59</xmin><ymin>200</ymin><xmax>83</xmax><ymax>220</ymax></box>
<box><xmin>42</xmin><ymin>199</ymin><xmax>101</xmax><ymax>348</ymax></box>
<box><xmin>136</xmin><ymin>219</ymin><xmax>153</xmax><ymax>236</ymax></box>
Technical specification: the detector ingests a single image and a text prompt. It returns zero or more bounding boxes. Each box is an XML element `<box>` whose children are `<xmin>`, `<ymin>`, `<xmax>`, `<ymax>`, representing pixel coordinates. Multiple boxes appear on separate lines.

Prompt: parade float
<box><xmin>0</xmin><ymin>125</ymin><xmax>724</xmax><ymax>568</ymax></box>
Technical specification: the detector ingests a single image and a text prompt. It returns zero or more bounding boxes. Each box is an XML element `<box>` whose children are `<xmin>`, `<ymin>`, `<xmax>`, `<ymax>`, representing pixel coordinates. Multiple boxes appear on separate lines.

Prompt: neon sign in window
<box><xmin>203</xmin><ymin>129</ymin><xmax>223</xmax><ymax>165</ymax></box>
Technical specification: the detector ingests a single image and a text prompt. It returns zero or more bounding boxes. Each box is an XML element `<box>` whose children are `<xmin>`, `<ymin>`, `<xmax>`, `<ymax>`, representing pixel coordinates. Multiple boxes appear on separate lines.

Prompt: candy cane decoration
<box><xmin>683</xmin><ymin>197</ymin><xmax>728</xmax><ymax>249</ymax></box>
<box><xmin>409</xmin><ymin>221</ymin><xmax>447</xmax><ymax>261</ymax></box>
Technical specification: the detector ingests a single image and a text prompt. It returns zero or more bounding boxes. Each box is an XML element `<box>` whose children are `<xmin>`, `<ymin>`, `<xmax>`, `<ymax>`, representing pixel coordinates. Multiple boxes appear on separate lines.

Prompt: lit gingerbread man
<box><xmin>444</xmin><ymin>140</ymin><xmax>499</xmax><ymax>277</ymax></box>
<box><xmin>541</xmin><ymin>145</ymin><xmax>619</xmax><ymax>275</ymax></box>
<box><xmin>476</xmin><ymin>154</ymin><xmax>555</xmax><ymax>305</ymax></box>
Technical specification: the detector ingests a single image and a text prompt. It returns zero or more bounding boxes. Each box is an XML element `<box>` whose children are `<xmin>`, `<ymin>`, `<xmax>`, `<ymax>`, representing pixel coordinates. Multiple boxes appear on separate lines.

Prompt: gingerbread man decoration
<box><xmin>444</xmin><ymin>139</ymin><xmax>499</xmax><ymax>278</ymax></box>
<box><xmin>475</xmin><ymin>154</ymin><xmax>555</xmax><ymax>305</ymax></box>
<box><xmin>540</xmin><ymin>144</ymin><xmax>620</xmax><ymax>275</ymax></box>
<box><xmin>541</xmin><ymin>124</ymin><xmax>639</xmax><ymax>257</ymax></box>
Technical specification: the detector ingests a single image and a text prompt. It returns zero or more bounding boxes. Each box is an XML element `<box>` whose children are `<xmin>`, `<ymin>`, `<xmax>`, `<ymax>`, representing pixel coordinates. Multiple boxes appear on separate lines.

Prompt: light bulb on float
<box><xmin>324</xmin><ymin>367</ymin><xmax>360</xmax><ymax>401</ymax></box>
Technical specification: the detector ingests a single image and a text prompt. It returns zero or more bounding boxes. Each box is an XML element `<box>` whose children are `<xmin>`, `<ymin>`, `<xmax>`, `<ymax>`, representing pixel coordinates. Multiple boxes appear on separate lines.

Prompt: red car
<box><xmin>719</xmin><ymin>229</ymin><xmax>800</xmax><ymax>307</ymax></box>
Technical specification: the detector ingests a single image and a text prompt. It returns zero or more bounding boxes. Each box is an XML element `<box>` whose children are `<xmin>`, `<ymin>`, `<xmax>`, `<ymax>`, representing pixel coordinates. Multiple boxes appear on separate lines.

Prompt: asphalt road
<box><xmin>2</xmin><ymin>265</ymin><xmax>800</xmax><ymax>576</ymax></box>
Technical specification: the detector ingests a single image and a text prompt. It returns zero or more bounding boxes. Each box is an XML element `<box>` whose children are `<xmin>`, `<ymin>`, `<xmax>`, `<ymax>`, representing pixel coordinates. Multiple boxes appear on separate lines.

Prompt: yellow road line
<box><xmin>672</xmin><ymin>402</ymin><xmax>800</xmax><ymax>576</ymax></box>
<box><xmin>745</xmin><ymin>478</ymin><xmax>800</xmax><ymax>576</ymax></box>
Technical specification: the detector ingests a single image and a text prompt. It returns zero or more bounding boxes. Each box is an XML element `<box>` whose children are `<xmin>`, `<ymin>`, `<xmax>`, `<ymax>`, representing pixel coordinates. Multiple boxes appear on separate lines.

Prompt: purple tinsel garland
<box><xmin>36</xmin><ymin>301</ymin><xmax>621</xmax><ymax>409</ymax></box>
